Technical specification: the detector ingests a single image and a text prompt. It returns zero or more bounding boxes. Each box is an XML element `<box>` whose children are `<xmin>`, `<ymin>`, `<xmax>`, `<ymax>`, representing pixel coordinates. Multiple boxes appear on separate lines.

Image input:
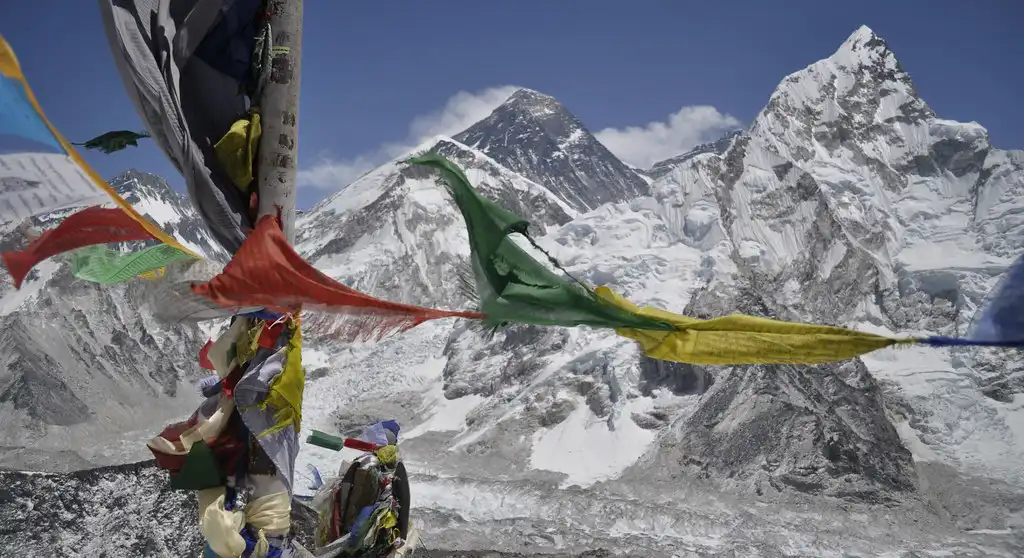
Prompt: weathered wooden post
<box><xmin>256</xmin><ymin>0</ymin><xmax>303</xmax><ymax>243</ymax></box>
<box><xmin>248</xmin><ymin>0</ymin><xmax>305</xmax><ymax>528</ymax></box>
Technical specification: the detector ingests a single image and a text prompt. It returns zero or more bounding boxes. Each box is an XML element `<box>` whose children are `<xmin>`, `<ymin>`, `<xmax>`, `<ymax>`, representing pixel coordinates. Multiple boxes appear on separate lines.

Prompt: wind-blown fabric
<box><xmin>0</xmin><ymin>33</ymin><xmax>195</xmax><ymax>259</ymax></box>
<box><xmin>69</xmin><ymin>243</ymin><xmax>196</xmax><ymax>284</ymax></box>
<box><xmin>97</xmin><ymin>0</ymin><xmax>264</xmax><ymax>254</ymax></box>
<box><xmin>407</xmin><ymin>153</ymin><xmax>676</xmax><ymax>332</ymax></box>
<box><xmin>191</xmin><ymin>214</ymin><xmax>485</xmax><ymax>340</ymax></box>
<box><xmin>141</xmin><ymin>258</ymin><xmax>265</xmax><ymax>323</ymax></box>
<box><xmin>0</xmin><ymin>34</ymin><xmax>110</xmax><ymax>222</ymax></box>
<box><xmin>594</xmin><ymin>286</ymin><xmax>915</xmax><ymax>364</ymax></box>
<box><xmin>2</xmin><ymin>206</ymin><xmax>158</xmax><ymax>288</ymax></box>
<box><xmin>233</xmin><ymin>319</ymin><xmax>304</xmax><ymax>495</ymax></box>
<box><xmin>411</xmin><ymin>153</ymin><xmax>944</xmax><ymax>364</ymax></box>
<box><xmin>147</xmin><ymin>393</ymin><xmax>244</xmax><ymax>489</ymax></box>
<box><xmin>72</xmin><ymin>130</ymin><xmax>150</xmax><ymax>154</ymax></box>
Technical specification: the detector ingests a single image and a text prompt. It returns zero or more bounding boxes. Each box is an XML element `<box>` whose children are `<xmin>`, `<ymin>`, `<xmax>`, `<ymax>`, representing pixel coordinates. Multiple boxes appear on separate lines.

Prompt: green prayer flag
<box><xmin>72</xmin><ymin>130</ymin><xmax>150</xmax><ymax>154</ymax></box>
<box><xmin>307</xmin><ymin>429</ymin><xmax>346</xmax><ymax>452</ymax></box>
<box><xmin>70</xmin><ymin>243</ymin><xmax>195</xmax><ymax>284</ymax></box>
<box><xmin>408</xmin><ymin>153</ymin><xmax>674</xmax><ymax>332</ymax></box>
<box><xmin>169</xmin><ymin>440</ymin><xmax>223</xmax><ymax>490</ymax></box>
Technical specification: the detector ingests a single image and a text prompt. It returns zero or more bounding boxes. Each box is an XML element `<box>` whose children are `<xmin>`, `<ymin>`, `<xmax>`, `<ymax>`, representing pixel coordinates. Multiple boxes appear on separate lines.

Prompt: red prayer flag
<box><xmin>2</xmin><ymin>207</ymin><xmax>156</xmax><ymax>288</ymax></box>
<box><xmin>192</xmin><ymin>215</ymin><xmax>483</xmax><ymax>340</ymax></box>
<box><xmin>198</xmin><ymin>340</ymin><xmax>215</xmax><ymax>370</ymax></box>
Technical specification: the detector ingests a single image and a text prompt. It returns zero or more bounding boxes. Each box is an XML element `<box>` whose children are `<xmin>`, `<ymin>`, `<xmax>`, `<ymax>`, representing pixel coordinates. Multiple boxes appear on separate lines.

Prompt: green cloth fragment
<box><xmin>69</xmin><ymin>243</ymin><xmax>195</xmax><ymax>284</ymax></box>
<box><xmin>72</xmin><ymin>130</ymin><xmax>150</xmax><ymax>154</ymax></box>
<box><xmin>407</xmin><ymin>153</ymin><xmax>674</xmax><ymax>332</ymax></box>
<box><xmin>170</xmin><ymin>440</ymin><xmax>223</xmax><ymax>490</ymax></box>
<box><xmin>307</xmin><ymin>429</ymin><xmax>345</xmax><ymax>452</ymax></box>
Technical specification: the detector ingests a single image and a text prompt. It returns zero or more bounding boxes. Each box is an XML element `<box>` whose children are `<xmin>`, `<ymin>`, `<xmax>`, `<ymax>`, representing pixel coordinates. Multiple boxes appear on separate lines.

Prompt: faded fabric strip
<box><xmin>0</xmin><ymin>39</ymin><xmax>113</xmax><ymax>221</ymax></box>
<box><xmin>192</xmin><ymin>215</ymin><xmax>484</xmax><ymax>341</ymax></box>
<box><xmin>0</xmin><ymin>152</ymin><xmax>111</xmax><ymax>224</ymax></box>
<box><xmin>97</xmin><ymin>0</ymin><xmax>257</xmax><ymax>254</ymax></box>
<box><xmin>141</xmin><ymin>258</ymin><xmax>264</xmax><ymax>323</ymax></box>
<box><xmin>2</xmin><ymin>206</ymin><xmax>156</xmax><ymax>288</ymax></box>
<box><xmin>69</xmin><ymin>243</ymin><xmax>196</xmax><ymax>284</ymax></box>
<box><xmin>234</xmin><ymin>346</ymin><xmax>300</xmax><ymax>495</ymax></box>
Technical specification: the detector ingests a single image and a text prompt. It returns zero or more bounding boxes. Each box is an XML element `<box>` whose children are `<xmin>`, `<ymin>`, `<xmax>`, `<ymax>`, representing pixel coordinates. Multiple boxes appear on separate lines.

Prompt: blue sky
<box><xmin>2</xmin><ymin>1</ymin><xmax>1021</xmax><ymax>209</ymax></box>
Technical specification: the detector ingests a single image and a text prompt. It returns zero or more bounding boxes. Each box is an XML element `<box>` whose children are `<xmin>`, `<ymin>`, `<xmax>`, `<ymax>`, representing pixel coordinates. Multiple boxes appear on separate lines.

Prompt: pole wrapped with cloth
<box><xmin>97</xmin><ymin>0</ymin><xmax>309</xmax><ymax>555</ymax></box>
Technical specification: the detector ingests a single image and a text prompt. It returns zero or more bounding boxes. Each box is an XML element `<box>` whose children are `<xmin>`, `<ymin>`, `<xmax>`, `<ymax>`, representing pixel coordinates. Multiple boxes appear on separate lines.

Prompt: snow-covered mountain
<box><xmin>296</xmin><ymin>136</ymin><xmax>577</xmax><ymax>314</ymax></box>
<box><xmin>4</xmin><ymin>24</ymin><xmax>1024</xmax><ymax>557</ymax></box>
<box><xmin>628</xmin><ymin>24</ymin><xmax>1024</xmax><ymax>509</ymax></box>
<box><xmin>0</xmin><ymin>171</ymin><xmax>221</xmax><ymax>472</ymax></box>
<box><xmin>293</xmin><ymin>25</ymin><xmax>1024</xmax><ymax>555</ymax></box>
<box><xmin>112</xmin><ymin>170</ymin><xmax>227</xmax><ymax>261</ymax></box>
<box><xmin>645</xmin><ymin>129</ymin><xmax>742</xmax><ymax>181</ymax></box>
<box><xmin>454</xmin><ymin>88</ymin><xmax>651</xmax><ymax>211</ymax></box>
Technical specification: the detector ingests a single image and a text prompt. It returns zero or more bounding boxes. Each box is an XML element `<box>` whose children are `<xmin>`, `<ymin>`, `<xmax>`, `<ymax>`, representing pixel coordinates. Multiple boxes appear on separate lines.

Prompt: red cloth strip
<box><xmin>2</xmin><ymin>207</ymin><xmax>156</xmax><ymax>288</ymax></box>
<box><xmin>221</xmin><ymin>365</ymin><xmax>245</xmax><ymax>399</ymax></box>
<box><xmin>191</xmin><ymin>215</ymin><xmax>484</xmax><ymax>338</ymax></box>
<box><xmin>343</xmin><ymin>438</ymin><xmax>379</xmax><ymax>452</ymax></box>
<box><xmin>198</xmin><ymin>341</ymin><xmax>215</xmax><ymax>370</ymax></box>
<box><xmin>258</xmin><ymin>319</ymin><xmax>286</xmax><ymax>349</ymax></box>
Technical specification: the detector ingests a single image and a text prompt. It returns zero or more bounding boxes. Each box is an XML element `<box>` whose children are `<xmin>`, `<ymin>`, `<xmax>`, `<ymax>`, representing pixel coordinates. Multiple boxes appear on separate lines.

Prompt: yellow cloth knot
<box><xmin>252</xmin><ymin>528</ymin><xmax>269</xmax><ymax>558</ymax></box>
<box><xmin>376</xmin><ymin>444</ymin><xmax>398</xmax><ymax>465</ymax></box>
<box><xmin>199</xmin><ymin>491</ymin><xmax>246</xmax><ymax>558</ymax></box>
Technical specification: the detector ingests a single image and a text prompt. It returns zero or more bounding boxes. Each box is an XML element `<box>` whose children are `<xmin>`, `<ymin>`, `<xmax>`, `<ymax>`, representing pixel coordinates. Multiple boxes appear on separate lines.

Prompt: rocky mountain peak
<box><xmin>106</xmin><ymin>170</ymin><xmax>224</xmax><ymax>260</ymax></box>
<box><xmin>454</xmin><ymin>88</ymin><xmax>649</xmax><ymax>212</ymax></box>
<box><xmin>500</xmin><ymin>87</ymin><xmax>564</xmax><ymax>117</ymax></box>
<box><xmin>750</xmin><ymin>25</ymin><xmax>937</xmax><ymax>165</ymax></box>
<box><xmin>836</xmin><ymin>25</ymin><xmax>899</xmax><ymax>67</ymax></box>
<box><xmin>109</xmin><ymin>169</ymin><xmax>178</xmax><ymax>205</ymax></box>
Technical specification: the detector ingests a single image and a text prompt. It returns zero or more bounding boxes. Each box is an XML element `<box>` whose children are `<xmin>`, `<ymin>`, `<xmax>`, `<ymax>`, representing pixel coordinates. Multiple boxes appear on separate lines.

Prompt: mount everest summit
<box><xmin>2</xmin><ymin>25</ymin><xmax>1024</xmax><ymax>557</ymax></box>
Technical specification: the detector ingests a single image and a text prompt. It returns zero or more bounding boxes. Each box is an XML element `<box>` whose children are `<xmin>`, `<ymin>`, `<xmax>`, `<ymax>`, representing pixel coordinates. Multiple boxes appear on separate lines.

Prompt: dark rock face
<box><xmin>0</xmin><ymin>461</ymin><xmax>318</xmax><ymax>558</ymax></box>
<box><xmin>455</xmin><ymin>89</ymin><xmax>649</xmax><ymax>211</ymax></box>
<box><xmin>668</xmin><ymin>360</ymin><xmax>914</xmax><ymax>500</ymax></box>
<box><xmin>638</xmin><ymin>357</ymin><xmax>714</xmax><ymax>396</ymax></box>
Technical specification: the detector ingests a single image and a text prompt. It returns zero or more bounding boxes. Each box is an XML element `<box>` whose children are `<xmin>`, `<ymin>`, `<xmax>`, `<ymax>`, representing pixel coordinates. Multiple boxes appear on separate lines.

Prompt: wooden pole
<box><xmin>256</xmin><ymin>0</ymin><xmax>303</xmax><ymax>243</ymax></box>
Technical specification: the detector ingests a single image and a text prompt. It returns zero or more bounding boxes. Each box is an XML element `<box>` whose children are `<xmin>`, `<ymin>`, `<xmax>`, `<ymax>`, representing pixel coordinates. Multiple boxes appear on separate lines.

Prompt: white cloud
<box><xmin>595</xmin><ymin>106</ymin><xmax>742</xmax><ymax>169</ymax></box>
<box><xmin>298</xmin><ymin>85</ymin><xmax>519</xmax><ymax>189</ymax></box>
